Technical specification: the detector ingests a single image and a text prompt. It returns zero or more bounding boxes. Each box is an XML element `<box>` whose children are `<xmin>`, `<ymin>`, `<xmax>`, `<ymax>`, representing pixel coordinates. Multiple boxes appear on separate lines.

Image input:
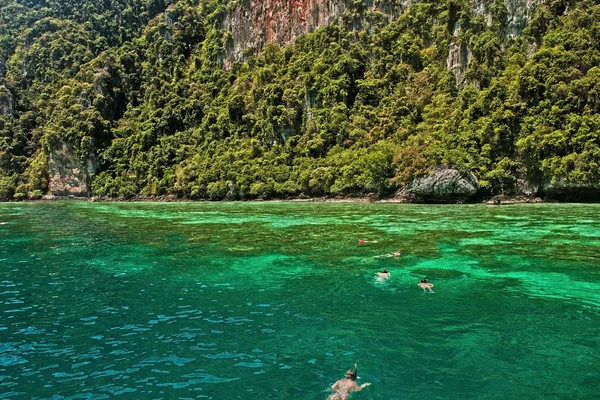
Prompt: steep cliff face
<box><xmin>446</xmin><ymin>27</ymin><xmax>472</xmax><ymax>87</ymax></box>
<box><xmin>505</xmin><ymin>0</ymin><xmax>542</xmax><ymax>37</ymax></box>
<box><xmin>223</xmin><ymin>0</ymin><xmax>413</xmax><ymax>67</ymax></box>
<box><xmin>0</xmin><ymin>85</ymin><xmax>13</xmax><ymax>117</ymax></box>
<box><xmin>48</xmin><ymin>142</ymin><xmax>97</xmax><ymax>197</ymax></box>
<box><xmin>446</xmin><ymin>0</ymin><xmax>541</xmax><ymax>86</ymax></box>
<box><xmin>223</xmin><ymin>0</ymin><xmax>348</xmax><ymax>65</ymax></box>
<box><xmin>225</xmin><ymin>0</ymin><xmax>541</xmax><ymax>77</ymax></box>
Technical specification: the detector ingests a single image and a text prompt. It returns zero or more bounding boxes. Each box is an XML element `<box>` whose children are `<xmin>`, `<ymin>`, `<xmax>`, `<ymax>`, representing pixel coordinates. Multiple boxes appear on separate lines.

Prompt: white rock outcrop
<box><xmin>408</xmin><ymin>167</ymin><xmax>480</xmax><ymax>202</ymax></box>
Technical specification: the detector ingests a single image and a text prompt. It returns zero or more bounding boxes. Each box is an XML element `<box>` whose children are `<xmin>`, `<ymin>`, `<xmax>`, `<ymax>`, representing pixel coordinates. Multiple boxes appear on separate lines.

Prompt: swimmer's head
<box><xmin>383</xmin><ymin>268</ymin><xmax>387</xmax><ymax>273</ymax></box>
<box><xmin>346</xmin><ymin>370</ymin><xmax>357</xmax><ymax>380</ymax></box>
<box><xmin>421</xmin><ymin>279</ymin><xmax>427</xmax><ymax>283</ymax></box>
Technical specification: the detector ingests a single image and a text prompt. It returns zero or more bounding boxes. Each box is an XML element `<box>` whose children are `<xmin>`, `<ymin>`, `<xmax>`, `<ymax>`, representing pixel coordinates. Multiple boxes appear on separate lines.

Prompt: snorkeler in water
<box><xmin>358</xmin><ymin>239</ymin><xmax>378</xmax><ymax>244</ymax></box>
<box><xmin>377</xmin><ymin>268</ymin><xmax>390</xmax><ymax>279</ymax></box>
<box><xmin>328</xmin><ymin>365</ymin><xmax>371</xmax><ymax>400</ymax></box>
<box><xmin>418</xmin><ymin>278</ymin><xmax>434</xmax><ymax>292</ymax></box>
<box><xmin>375</xmin><ymin>250</ymin><xmax>402</xmax><ymax>258</ymax></box>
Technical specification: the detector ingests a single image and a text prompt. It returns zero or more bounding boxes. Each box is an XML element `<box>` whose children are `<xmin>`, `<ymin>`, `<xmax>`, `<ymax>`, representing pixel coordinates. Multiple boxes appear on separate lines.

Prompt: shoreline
<box><xmin>2</xmin><ymin>194</ymin><xmax>552</xmax><ymax>205</ymax></box>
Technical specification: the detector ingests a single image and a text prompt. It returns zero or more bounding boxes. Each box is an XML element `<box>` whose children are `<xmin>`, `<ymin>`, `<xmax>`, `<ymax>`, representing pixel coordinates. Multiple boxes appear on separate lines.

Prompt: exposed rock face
<box><xmin>514</xmin><ymin>178</ymin><xmax>537</xmax><ymax>196</ymax></box>
<box><xmin>447</xmin><ymin>38</ymin><xmax>472</xmax><ymax>87</ymax></box>
<box><xmin>224</xmin><ymin>0</ymin><xmax>540</xmax><ymax>70</ymax></box>
<box><xmin>447</xmin><ymin>0</ymin><xmax>542</xmax><ymax>86</ymax></box>
<box><xmin>408</xmin><ymin>168</ymin><xmax>480</xmax><ymax>202</ymax></box>
<box><xmin>505</xmin><ymin>0</ymin><xmax>542</xmax><ymax>38</ymax></box>
<box><xmin>48</xmin><ymin>142</ymin><xmax>97</xmax><ymax>197</ymax></box>
<box><xmin>542</xmin><ymin>181</ymin><xmax>600</xmax><ymax>202</ymax></box>
<box><xmin>223</xmin><ymin>0</ymin><xmax>348</xmax><ymax>65</ymax></box>
<box><xmin>469</xmin><ymin>0</ymin><xmax>493</xmax><ymax>25</ymax></box>
<box><xmin>469</xmin><ymin>0</ymin><xmax>542</xmax><ymax>36</ymax></box>
<box><xmin>222</xmin><ymin>0</ymin><xmax>413</xmax><ymax>67</ymax></box>
<box><xmin>0</xmin><ymin>85</ymin><xmax>14</xmax><ymax>117</ymax></box>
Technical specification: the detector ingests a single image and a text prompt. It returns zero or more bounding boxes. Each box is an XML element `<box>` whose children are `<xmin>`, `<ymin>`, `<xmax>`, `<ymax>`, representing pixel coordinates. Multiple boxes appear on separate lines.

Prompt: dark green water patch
<box><xmin>409</xmin><ymin>268</ymin><xmax>467</xmax><ymax>280</ymax></box>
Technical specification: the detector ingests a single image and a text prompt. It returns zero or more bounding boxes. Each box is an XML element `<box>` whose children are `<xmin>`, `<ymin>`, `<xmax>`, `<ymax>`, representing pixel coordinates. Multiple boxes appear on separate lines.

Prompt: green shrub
<box><xmin>28</xmin><ymin>190</ymin><xmax>44</xmax><ymax>200</ymax></box>
<box><xmin>0</xmin><ymin>176</ymin><xmax>16</xmax><ymax>200</ymax></box>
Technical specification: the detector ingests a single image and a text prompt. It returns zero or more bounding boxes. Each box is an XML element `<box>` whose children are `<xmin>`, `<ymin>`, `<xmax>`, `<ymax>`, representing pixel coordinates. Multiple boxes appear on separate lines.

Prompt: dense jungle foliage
<box><xmin>0</xmin><ymin>0</ymin><xmax>599</xmax><ymax>200</ymax></box>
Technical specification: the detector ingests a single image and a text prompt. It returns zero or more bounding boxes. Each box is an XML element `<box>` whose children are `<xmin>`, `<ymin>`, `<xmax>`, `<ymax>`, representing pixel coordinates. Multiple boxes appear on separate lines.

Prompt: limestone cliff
<box><xmin>407</xmin><ymin>167</ymin><xmax>480</xmax><ymax>203</ymax></box>
<box><xmin>446</xmin><ymin>0</ymin><xmax>542</xmax><ymax>86</ymax></box>
<box><xmin>447</xmin><ymin>35</ymin><xmax>472</xmax><ymax>87</ymax></box>
<box><xmin>223</xmin><ymin>0</ymin><xmax>346</xmax><ymax>66</ymax></box>
<box><xmin>542</xmin><ymin>181</ymin><xmax>600</xmax><ymax>202</ymax></box>
<box><xmin>224</xmin><ymin>0</ymin><xmax>541</xmax><ymax>82</ymax></box>
<box><xmin>47</xmin><ymin>142</ymin><xmax>97</xmax><ymax>197</ymax></box>
<box><xmin>505</xmin><ymin>0</ymin><xmax>543</xmax><ymax>37</ymax></box>
<box><xmin>0</xmin><ymin>85</ymin><xmax>13</xmax><ymax>117</ymax></box>
<box><xmin>222</xmin><ymin>0</ymin><xmax>412</xmax><ymax>67</ymax></box>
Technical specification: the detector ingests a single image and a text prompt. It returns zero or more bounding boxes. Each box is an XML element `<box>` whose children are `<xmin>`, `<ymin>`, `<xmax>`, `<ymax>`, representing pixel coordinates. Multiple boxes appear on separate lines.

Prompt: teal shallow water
<box><xmin>0</xmin><ymin>202</ymin><xmax>598</xmax><ymax>399</ymax></box>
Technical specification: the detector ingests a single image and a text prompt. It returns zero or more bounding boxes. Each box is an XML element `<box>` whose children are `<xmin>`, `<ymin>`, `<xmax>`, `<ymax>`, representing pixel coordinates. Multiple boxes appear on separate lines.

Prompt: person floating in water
<box><xmin>328</xmin><ymin>366</ymin><xmax>371</xmax><ymax>400</ymax></box>
<box><xmin>377</xmin><ymin>268</ymin><xmax>390</xmax><ymax>279</ymax></box>
<box><xmin>418</xmin><ymin>278</ymin><xmax>434</xmax><ymax>292</ymax></box>
<box><xmin>376</xmin><ymin>250</ymin><xmax>402</xmax><ymax>258</ymax></box>
<box><xmin>358</xmin><ymin>239</ymin><xmax>378</xmax><ymax>244</ymax></box>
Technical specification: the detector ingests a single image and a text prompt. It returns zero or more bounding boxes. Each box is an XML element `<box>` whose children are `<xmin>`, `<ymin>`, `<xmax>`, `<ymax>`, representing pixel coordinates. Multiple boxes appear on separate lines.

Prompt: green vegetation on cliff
<box><xmin>1</xmin><ymin>0</ymin><xmax>599</xmax><ymax>201</ymax></box>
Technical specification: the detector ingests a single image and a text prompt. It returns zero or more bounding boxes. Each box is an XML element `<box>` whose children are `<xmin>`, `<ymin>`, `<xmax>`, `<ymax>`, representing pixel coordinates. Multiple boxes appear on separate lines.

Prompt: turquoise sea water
<box><xmin>0</xmin><ymin>201</ymin><xmax>599</xmax><ymax>399</ymax></box>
